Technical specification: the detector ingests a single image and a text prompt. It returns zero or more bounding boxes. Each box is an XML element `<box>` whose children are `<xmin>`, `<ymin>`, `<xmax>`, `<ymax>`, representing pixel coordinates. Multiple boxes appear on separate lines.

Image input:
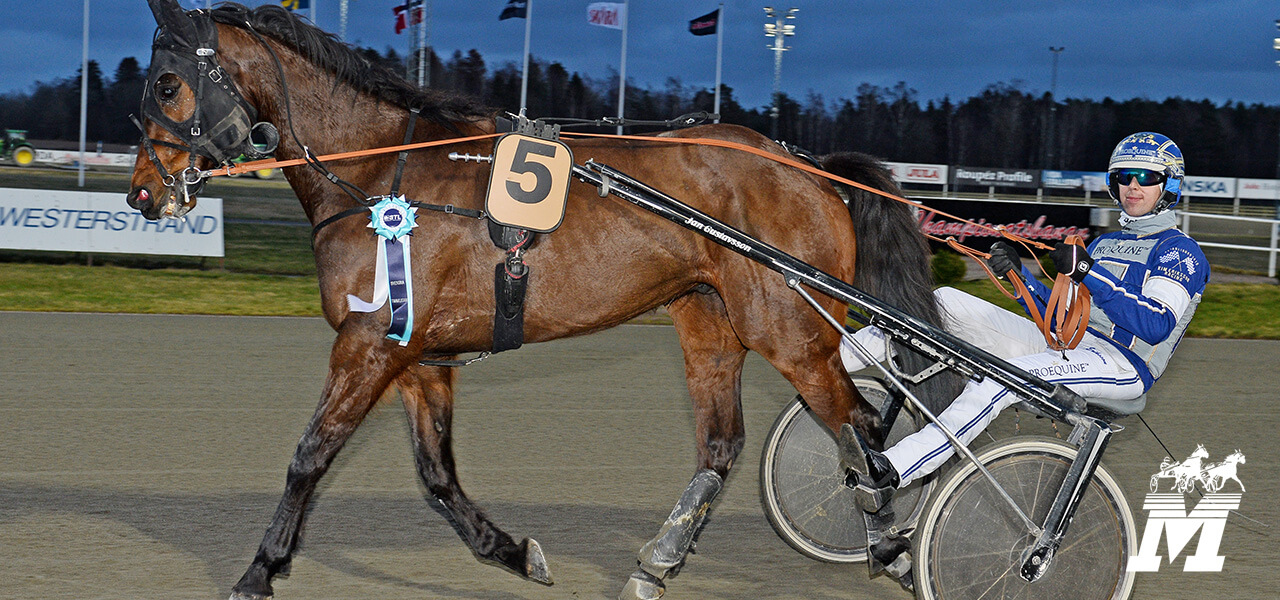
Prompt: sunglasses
<box><xmin>1109</xmin><ymin>169</ymin><xmax>1166</xmax><ymax>187</ymax></box>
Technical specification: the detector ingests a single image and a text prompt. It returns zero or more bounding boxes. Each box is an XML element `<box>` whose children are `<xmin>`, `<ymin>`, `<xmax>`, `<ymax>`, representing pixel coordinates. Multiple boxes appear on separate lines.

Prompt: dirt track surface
<box><xmin>1</xmin><ymin>312</ymin><xmax>1275</xmax><ymax>600</ymax></box>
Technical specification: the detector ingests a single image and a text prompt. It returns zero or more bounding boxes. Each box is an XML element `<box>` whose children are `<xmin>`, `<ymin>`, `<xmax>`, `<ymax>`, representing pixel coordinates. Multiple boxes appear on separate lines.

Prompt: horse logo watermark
<box><xmin>1129</xmin><ymin>445</ymin><xmax>1246</xmax><ymax>572</ymax></box>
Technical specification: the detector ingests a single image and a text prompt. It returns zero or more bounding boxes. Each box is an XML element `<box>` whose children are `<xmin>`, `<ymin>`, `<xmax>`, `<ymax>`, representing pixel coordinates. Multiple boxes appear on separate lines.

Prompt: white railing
<box><xmin>1176</xmin><ymin>211</ymin><xmax>1280</xmax><ymax>279</ymax></box>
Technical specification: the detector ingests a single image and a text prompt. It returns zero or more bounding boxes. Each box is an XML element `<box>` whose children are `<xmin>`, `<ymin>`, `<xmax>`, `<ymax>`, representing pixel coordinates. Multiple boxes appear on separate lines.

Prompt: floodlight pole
<box><xmin>764</xmin><ymin>7</ymin><xmax>797</xmax><ymax>140</ymax></box>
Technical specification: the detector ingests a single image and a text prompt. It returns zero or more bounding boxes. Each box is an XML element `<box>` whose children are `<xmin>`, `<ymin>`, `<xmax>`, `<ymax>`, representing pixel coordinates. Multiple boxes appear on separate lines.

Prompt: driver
<box><xmin>838</xmin><ymin>132</ymin><xmax>1209</xmax><ymax>587</ymax></box>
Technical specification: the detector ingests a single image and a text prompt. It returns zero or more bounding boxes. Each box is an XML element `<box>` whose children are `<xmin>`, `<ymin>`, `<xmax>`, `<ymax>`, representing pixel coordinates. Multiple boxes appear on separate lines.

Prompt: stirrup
<box><xmin>838</xmin><ymin>424</ymin><xmax>896</xmax><ymax>512</ymax></box>
<box><xmin>853</xmin><ymin>480</ymin><xmax>895</xmax><ymax>513</ymax></box>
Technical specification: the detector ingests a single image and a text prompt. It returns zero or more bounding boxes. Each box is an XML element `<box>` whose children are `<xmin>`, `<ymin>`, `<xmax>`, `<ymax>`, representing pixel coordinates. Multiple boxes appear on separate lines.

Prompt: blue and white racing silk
<box><xmin>1016</xmin><ymin>210</ymin><xmax>1209</xmax><ymax>390</ymax></box>
<box><xmin>839</xmin><ymin>209</ymin><xmax>1208</xmax><ymax>487</ymax></box>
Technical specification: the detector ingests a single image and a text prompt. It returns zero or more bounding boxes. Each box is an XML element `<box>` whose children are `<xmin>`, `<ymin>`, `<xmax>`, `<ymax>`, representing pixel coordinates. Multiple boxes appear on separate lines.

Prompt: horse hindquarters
<box><xmin>396</xmin><ymin>365</ymin><xmax>552</xmax><ymax>584</ymax></box>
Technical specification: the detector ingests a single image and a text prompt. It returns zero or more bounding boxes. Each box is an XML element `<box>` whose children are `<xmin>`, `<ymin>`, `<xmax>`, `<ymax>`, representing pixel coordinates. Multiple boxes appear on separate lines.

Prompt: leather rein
<box><xmin>183</xmin><ymin>90</ymin><xmax>1090</xmax><ymax>350</ymax></box>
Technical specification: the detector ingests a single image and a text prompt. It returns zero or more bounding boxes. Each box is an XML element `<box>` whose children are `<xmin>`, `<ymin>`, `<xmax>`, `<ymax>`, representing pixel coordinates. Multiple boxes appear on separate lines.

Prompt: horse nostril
<box><xmin>128</xmin><ymin>187</ymin><xmax>152</xmax><ymax>210</ymax></box>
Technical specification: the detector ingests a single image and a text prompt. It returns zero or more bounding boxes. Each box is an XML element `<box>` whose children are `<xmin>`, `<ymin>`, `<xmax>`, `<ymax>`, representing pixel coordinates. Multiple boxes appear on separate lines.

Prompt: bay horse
<box><xmin>127</xmin><ymin>2</ymin><xmax>958</xmax><ymax>598</ymax></box>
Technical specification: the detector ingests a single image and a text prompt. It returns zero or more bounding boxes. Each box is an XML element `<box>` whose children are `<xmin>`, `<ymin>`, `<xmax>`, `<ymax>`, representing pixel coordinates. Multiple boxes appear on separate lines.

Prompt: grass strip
<box><xmin>0</xmin><ymin>263</ymin><xmax>320</xmax><ymax>316</ymax></box>
<box><xmin>3</xmin><ymin>262</ymin><xmax>1277</xmax><ymax>338</ymax></box>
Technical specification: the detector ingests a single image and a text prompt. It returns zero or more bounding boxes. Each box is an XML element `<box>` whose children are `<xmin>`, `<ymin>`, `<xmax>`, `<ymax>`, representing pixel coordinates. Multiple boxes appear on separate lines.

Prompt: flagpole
<box><xmin>520</xmin><ymin>0</ymin><xmax>533</xmax><ymax>111</ymax></box>
<box><xmin>616</xmin><ymin>0</ymin><xmax>628</xmax><ymax>134</ymax></box>
<box><xmin>714</xmin><ymin>3</ymin><xmax>723</xmax><ymax>121</ymax></box>
<box><xmin>419</xmin><ymin>0</ymin><xmax>430</xmax><ymax>87</ymax></box>
<box><xmin>78</xmin><ymin>0</ymin><xmax>89</xmax><ymax>188</ymax></box>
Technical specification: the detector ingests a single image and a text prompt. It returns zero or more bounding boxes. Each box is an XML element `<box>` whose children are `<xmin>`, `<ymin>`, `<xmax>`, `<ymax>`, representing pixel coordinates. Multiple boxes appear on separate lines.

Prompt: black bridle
<box><xmin>134</xmin><ymin>7</ymin><xmax>278</xmax><ymax>217</ymax></box>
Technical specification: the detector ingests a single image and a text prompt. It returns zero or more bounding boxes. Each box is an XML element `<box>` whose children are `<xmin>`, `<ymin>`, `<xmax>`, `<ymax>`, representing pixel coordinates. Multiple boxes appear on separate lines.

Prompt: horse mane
<box><xmin>208</xmin><ymin>3</ymin><xmax>494</xmax><ymax>124</ymax></box>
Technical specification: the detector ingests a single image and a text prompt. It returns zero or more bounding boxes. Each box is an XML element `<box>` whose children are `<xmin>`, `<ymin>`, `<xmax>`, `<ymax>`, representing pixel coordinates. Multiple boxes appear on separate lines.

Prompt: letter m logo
<box><xmin>1128</xmin><ymin>493</ymin><xmax>1241</xmax><ymax>572</ymax></box>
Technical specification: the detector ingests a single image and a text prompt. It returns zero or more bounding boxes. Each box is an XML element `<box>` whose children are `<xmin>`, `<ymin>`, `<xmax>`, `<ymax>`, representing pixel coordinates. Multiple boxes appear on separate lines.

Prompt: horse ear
<box><xmin>147</xmin><ymin>0</ymin><xmax>199</xmax><ymax>44</ymax></box>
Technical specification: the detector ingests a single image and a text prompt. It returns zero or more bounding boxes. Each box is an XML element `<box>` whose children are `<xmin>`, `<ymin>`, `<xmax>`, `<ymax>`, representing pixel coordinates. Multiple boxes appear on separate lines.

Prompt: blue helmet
<box><xmin>1106</xmin><ymin>132</ymin><xmax>1185</xmax><ymax>212</ymax></box>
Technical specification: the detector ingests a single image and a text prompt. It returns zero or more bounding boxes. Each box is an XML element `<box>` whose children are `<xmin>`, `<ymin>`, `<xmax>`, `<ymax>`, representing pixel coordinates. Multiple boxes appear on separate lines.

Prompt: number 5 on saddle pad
<box><xmin>486</xmin><ymin>133</ymin><xmax>574</xmax><ymax>232</ymax></box>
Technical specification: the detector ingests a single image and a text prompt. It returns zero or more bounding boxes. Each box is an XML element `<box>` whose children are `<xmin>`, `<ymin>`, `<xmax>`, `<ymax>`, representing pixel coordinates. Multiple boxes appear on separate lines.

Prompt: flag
<box><xmin>688</xmin><ymin>9</ymin><xmax>719</xmax><ymax>36</ymax></box>
<box><xmin>499</xmin><ymin>0</ymin><xmax>528</xmax><ymax>20</ymax></box>
<box><xmin>586</xmin><ymin>2</ymin><xmax>625</xmax><ymax>30</ymax></box>
<box><xmin>394</xmin><ymin>0</ymin><xmax>424</xmax><ymax>35</ymax></box>
<box><xmin>281</xmin><ymin>0</ymin><xmax>310</xmax><ymax>11</ymax></box>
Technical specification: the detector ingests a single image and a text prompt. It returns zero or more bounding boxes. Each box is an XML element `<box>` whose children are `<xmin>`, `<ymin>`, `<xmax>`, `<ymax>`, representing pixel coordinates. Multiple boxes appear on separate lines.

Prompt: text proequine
<box><xmin>1128</xmin><ymin>445</ymin><xmax>1246</xmax><ymax>572</ymax></box>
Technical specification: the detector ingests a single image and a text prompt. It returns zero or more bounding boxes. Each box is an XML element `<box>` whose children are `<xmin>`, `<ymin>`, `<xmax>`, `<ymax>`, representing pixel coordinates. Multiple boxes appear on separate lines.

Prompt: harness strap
<box><xmin>310</xmin><ymin>201</ymin><xmax>484</xmax><ymax>244</ymax></box>
<box><xmin>131</xmin><ymin>114</ymin><xmax>173</xmax><ymax>183</ymax></box>
<box><xmin>310</xmin><ymin>206</ymin><xmax>369</xmax><ymax>244</ymax></box>
<box><xmin>390</xmin><ymin>106</ymin><xmax>421</xmax><ymax>197</ymax></box>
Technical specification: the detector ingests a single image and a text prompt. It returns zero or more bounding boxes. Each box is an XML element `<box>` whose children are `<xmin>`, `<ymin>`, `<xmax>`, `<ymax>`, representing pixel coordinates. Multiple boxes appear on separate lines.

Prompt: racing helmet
<box><xmin>1106</xmin><ymin>132</ymin><xmax>1185</xmax><ymax>212</ymax></box>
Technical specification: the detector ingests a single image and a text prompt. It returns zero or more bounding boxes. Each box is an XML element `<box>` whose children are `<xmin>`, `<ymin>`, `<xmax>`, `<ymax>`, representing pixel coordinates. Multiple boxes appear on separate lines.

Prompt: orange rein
<box><xmin>200</xmin><ymin>128</ymin><xmax>1090</xmax><ymax>349</ymax></box>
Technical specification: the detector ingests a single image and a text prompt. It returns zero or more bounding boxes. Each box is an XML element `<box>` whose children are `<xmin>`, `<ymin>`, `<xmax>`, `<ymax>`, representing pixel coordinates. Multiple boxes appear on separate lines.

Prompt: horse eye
<box><xmin>155</xmin><ymin>75</ymin><xmax>182</xmax><ymax>103</ymax></box>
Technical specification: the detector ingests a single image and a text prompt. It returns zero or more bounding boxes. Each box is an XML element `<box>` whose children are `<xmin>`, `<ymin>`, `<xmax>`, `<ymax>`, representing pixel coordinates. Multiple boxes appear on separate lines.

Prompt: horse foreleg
<box><xmin>230</xmin><ymin>325</ymin><xmax>412</xmax><ymax>600</ymax></box>
<box><xmin>620</xmin><ymin>292</ymin><xmax>746</xmax><ymax>600</ymax></box>
<box><xmin>396</xmin><ymin>364</ymin><xmax>552</xmax><ymax>584</ymax></box>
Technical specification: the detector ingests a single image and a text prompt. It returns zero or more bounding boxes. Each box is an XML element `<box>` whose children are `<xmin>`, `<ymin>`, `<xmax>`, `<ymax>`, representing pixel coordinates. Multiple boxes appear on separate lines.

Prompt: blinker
<box><xmin>140</xmin><ymin>8</ymin><xmax>274</xmax><ymax>165</ymax></box>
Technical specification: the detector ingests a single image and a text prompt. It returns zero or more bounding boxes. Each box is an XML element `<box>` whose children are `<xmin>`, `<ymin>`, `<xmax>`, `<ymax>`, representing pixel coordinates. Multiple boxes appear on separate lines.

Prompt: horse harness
<box><xmin>136</xmin><ymin>7</ymin><xmax>534</xmax><ymax>364</ymax></box>
<box><xmin>306</xmin><ymin>111</ymin><xmax>542</xmax><ymax>365</ymax></box>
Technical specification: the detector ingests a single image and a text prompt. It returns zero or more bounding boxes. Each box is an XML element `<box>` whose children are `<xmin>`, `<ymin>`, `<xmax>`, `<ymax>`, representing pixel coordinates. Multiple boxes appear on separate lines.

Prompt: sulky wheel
<box><xmin>915</xmin><ymin>437</ymin><xmax>1137</xmax><ymax>600</ymax></box>
<box><xmin>759</xmin><ymin>376</ymin><xmax>933</xmax><ymax>563</ymax></box>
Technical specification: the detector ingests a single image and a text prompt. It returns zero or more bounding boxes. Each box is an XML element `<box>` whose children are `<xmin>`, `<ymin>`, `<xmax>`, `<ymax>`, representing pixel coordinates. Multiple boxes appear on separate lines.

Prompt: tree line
<box><xmin>4</xmin><ymin>46</ymin><xmax>1279</xmax><ymax>179</ymax></box>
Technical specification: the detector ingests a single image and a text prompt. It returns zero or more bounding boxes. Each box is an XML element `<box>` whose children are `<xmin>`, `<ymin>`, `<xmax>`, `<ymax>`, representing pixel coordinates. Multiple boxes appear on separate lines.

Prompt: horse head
<box><xmin>1190</xmin><ymin>444</ymin><xmax>1208</xmax><ymax>459</ymax></box>
<box><xmin>128</xmin><ymin>0</ymin><xmax>277</xmax><ymax>220</ymax></box>
<box><xmin>1228</xmin><ymin>450</ymin><xmax>1245</xmax><ymax>464</ymax></box>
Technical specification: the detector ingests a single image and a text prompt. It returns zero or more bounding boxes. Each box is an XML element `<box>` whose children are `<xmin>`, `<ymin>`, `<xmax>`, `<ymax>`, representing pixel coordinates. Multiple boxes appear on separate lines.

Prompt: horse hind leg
<box><xmin>396</xmin><ymin>364</ymin><xmax>552</xmax><ymax>584</ymax></box>
<box><xmin>620</xmin><ymin>291</ymin><xmax>746</xmax><ymax>600</ymax></box>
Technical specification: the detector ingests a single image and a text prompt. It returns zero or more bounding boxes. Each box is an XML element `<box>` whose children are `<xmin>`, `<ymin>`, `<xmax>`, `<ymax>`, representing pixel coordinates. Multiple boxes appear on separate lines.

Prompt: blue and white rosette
<box><xmin>346</xmin><ymin>195</ymin><xmax>419</xmax><ymax>346</ymax></box>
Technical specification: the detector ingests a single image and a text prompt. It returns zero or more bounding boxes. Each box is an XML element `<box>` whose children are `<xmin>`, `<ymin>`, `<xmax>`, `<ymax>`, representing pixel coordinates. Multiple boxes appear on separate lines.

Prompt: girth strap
<box><xmin>489</xmin><ymin>220</ymin><xmax>533</xmax><ymax>353</ymax></box>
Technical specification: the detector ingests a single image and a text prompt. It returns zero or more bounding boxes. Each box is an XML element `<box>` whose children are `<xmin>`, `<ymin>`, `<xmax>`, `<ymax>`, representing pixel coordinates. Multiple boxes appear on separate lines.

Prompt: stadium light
<box><xmin>764</xmin><ymin>7</ymin><xmax>798</xmax><ymax>140</ymax></box>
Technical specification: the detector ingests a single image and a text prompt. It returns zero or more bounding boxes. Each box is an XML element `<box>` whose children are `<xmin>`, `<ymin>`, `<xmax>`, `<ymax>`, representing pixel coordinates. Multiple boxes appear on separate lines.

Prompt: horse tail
<box><xmin>818</xmin><ymin>151</ymin><xmax>964</xmax><ymax>415</ymax></box>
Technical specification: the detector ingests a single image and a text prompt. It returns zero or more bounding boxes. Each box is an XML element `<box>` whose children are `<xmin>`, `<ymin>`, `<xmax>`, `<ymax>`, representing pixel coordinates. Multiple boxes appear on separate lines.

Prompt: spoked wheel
<box><xmin>915</xmin><ymin>437</ymin><xmax>1137</xmax><ymax>600</ymax></box>
<box><xmin>760</xmin><ymin>376</ymin><xmax>933</xmax><ymax>563</ymax></box>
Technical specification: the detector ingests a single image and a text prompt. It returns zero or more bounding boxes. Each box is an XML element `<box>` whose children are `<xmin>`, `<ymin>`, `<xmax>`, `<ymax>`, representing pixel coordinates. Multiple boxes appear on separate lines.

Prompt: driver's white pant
<box><xmin>839</xmin><ymin>287</ymin><xmax>1146</xmax><ymax>487</ymax></box>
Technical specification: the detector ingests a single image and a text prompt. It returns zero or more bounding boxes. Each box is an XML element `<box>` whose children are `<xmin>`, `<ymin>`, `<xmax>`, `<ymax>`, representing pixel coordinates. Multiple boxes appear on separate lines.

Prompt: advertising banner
<box><xmin>35</xmin><ymin>149</ymin><xmax>136</xmax><ymax>168</ymax></box>
<box><xmin>952</xmin><ymin>166</ymin><xmax>1041</xmax><ymax>189</ymax></box>
<box><xmin>0</xmin><ymin>188</ymin><xmax>223</xmax><ymax>257</ymax></box>
<box><xmin>1042</xmin><ymin>170</ymin><xmax>1107</xmax><ymax>192</ymax></box>
<box><xmin>1181</xmin><ymin>176</ymin><xmax>1235</xmax><ymax>198</ymax></box>
<box><xmin>1236</xmin><ymin>178</ymin><xmax>1280</xmax><ymax>200</ymax></box>
<box><xmin>886</xmin><ymin>162</ymin><xmax>948</xmax><ymax>186</ymax></box>
<box><xmin>916</xmin><ymin>197</ymin><xmax>1094</xmax><ymax>248</ymax></box>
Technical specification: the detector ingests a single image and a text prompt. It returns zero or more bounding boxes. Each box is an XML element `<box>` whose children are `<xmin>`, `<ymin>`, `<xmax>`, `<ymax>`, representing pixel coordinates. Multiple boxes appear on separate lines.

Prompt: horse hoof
<box><xmin>229</xmin><ymin>593</ymin><xmax>271</xmax><ymax>600</ymax></box>
<box><xmin>619</xmin><ymin>569</ymin><xmax>665</xmax><ymax>600</ymax></box>
<box><xmin>523</xmin><ymin>538</ymin><xmax>553</xmax><ymax>585</ymax></box>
